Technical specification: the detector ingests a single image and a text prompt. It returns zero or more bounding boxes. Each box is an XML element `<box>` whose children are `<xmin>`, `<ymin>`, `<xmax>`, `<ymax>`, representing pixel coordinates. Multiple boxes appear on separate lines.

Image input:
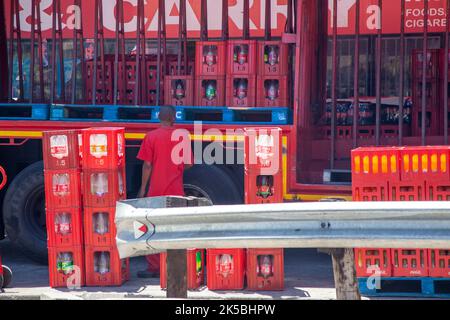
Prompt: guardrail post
<box><xmin>330</xmin><ymin>249</ymin><xmax>361</xmax><ymax>300</ymax></box>
<box><xmin>167</xmin><ymin>249</ymin><xmax>188</xmax><ymax>298</ymax></box>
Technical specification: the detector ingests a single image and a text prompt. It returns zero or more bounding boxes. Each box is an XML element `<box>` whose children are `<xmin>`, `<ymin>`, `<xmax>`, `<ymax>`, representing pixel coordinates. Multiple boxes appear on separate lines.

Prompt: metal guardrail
<box><xmin>115</xmin><ymin>198</ymin><xmax>450</xmax><ymax>260</ymax></box>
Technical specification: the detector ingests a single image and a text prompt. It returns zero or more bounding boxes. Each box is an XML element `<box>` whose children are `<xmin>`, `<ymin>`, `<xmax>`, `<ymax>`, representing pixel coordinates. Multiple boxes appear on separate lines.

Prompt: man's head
<box><xmin>158</xmin><ymin>105</ymin><xmax>176</xmax><ymax>126</ymax></box>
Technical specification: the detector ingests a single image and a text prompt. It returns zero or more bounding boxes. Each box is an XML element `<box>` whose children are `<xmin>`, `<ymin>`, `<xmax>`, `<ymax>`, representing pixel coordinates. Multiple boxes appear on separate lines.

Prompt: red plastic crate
<box><xmin>321</xmin><ymin>126</ymin><xmax>353</xmax><ymax>140</ymax></box>
<box><xmin>354</xmin><ymin>248</ymin><xmax>392</xmax><ymax>277</ymax></box>
<box><xmin>48</xmin><ymin>246</ymin><xmax>85</xmax><ymax>288</ymax></box>
<box><xmin>245</xmin><ymin>173</ymin><xmax>283</xmax><ymax>204</ymax></box>
<box><xmin>44</xmin><ymin>169</ymin><xmax>82</xmax><ymax>209</ymax></box>
<box><xmin>86</xmin><ymin>60</ymin><xmax>114</xmax><ymax>104</ymax></box>
<box><xmin>427</xmin><ymin>181</ymin><xmax>450</xmax><ymax>201</ymax></box>
<box><xmin>195</xmin><ymin>76</ymin><xmax>226</xmax><ymax>107</ymax></box>
<box><xmin>167</xmin><ymin>58</ymin><xmax>195</xmax><ymax>77</ymax></box>
<box><xmin>429</xmin><ymin>249</ymin><xmax>450</xmax><ymax>278</ymax></box>
<box><xmin>412</xmin><ymin>49</ymin><xmax>440</xmax><ymax>80</ymax></box>
<box><xmin>43</xmin><ymin>130</ymin><xmax>81</xmax><ymax>170</ymax></box>
<box><xmin>84</xmin><ymin>207</ymin><xmax>117</xmax><ymax>247</ymax></box>
<box><xmin>351</xmin><ymin>147</ymin><xmax>401</xmax><ymax>185</ymax></box>
<box><xmin>257</xmin><ymin>41</ymin><xmax>289</xmax><ymax>76</ymax></box>
<box><xmin>82</xmin><ymin>168</ymin><xmax>127</xmax><ymax>208</ymax></box>
<box><xmin>46</xmin><ymin>208</ymin><xmax>83</xmax><ymax>248</ymax></box>
<box><xmin>160</xmin><ymin>249</ymin><xmax>205</xmax><ymax>290</ymax></box>
<box><xmin>195</xmin><ymin>41</ymin><xmax>227</xmax><ymax>76</ymax></box>
<box><xmin>227</xmin><ymin>40</ymin><xmax>257</xmax><ymax>76</ymax></box>
<box><xmin>206</xmin><ymin>249</ymin><xmax>246</xmax><ymax>291</ymax></box>
<box><xmin>256</xmin><ymin>75</ymin><xmax>289</xmax><ymax>107</ymax></box>
<box><xmin>392</xmin><ymin>249</ymin><xmax>429</xmax><ymax>277</ymax></box>
<box><xmin>226</xmin><ymin>75</ymin><xmax>256</xmax><ymax>108</ymax></box>
<box><xmin>246</xmin><ymin>249</ymin><xmax>284</xmax><ymax>291</ymax></box>
<box><xmin>164</xmin><ymin>75</ymin><xmax>194</xmax><ymax>106</ymax></box>
<box><xmin>399</xmin><ymin>146</ymin><xmax>450</xmax><ymax>183</ymax></box>
<box><xmin>81</xmin><ymin>127</ymin><xmax>125</xmax><ymax>170</ymax></box>
<box><xmin>389</xmin><ymin>181</ymin><xmax>426</xmax><ymax>201</ymax></box>
<box><xmin>352</xmin><ymin>182</ymin><xmax>389</xmax><ymax>202</ymax></box>
<box><xmin>85</xmin><ymin>246</ymin><xmax>130</xmax><ymax>287</ymax></box>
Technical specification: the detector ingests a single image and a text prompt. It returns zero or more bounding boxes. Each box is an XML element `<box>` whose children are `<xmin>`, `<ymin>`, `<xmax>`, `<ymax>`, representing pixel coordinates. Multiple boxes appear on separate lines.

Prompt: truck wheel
<box><xmin>3</xmin><ymin>161</ymin><xmax>47</xmax><ymax>264</ymax></box>
<box><xmin>1</xmin><ymin>265</ymin><xmax>12</xmax><ymax>288</ymax></box>
<box><xmin>184</xmin><ymin>165</ymin><xmax>243</xmax><ymax>205</ymax></box>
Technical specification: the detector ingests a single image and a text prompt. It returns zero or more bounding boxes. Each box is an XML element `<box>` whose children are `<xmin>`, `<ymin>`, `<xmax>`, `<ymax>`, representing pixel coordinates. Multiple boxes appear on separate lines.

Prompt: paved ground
<box><xmin>0</xmin><ymin>239</ymin><xmax>345</xmax><ymax>300</ymax></box>
<box><xmin>0</xmin><ymin>240</ymin><xmax>437</xmax><ymax>300</ymax></box>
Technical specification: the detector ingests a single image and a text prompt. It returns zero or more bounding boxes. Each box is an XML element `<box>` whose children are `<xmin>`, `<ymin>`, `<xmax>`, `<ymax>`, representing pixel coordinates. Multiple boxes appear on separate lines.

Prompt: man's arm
<box><xmin>138</xmin><ymin>161</ymin><xmax>152</xmax><ymax>198</ymax></box>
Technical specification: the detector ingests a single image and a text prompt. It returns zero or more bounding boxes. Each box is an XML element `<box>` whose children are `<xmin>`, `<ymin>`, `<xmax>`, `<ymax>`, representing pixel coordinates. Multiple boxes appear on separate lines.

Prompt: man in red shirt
<box><xmin>136</xmin><ymin>105</ymin><xmax>193</xmax><ymax>278</ymax></box>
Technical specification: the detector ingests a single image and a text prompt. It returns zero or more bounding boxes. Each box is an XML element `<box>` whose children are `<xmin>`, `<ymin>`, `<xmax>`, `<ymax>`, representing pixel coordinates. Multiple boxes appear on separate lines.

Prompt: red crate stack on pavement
<box><xmin>81</xmin><ymin>127</ymin><xmax>129</xmax><ymax>287</ymax></box>
<box><xmin>42</xmin><ymin>130</ymin><xmax>85</xmax><ymax>288</ymax></box>
<box><xmin>160</xmin><ymin>249</ymin><xmax>205</xmax><ymax>290</ymax></box>
<box><xmin>206</xmin><ymin>249</ymin><xmax>246</xmax><ymax>291</ymax></box>
<box><xmin>246</xmin><ymin>249</ymin><xmax>284</xmax><ymax>291</ymax></box>
<box><xmin>352</xmin><ymin>146</ymin><xmax>450</xmax><ymax>280</ymax></box>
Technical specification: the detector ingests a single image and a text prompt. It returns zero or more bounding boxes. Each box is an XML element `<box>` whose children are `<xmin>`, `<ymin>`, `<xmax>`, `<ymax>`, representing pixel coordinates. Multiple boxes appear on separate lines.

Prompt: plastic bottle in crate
<box><xmin>55</xmin><ymin>213</ymin><xmax>72</xmax><ymax>236</ymax></box>
<box><xmin>217</xmin><ymin>254</ymin><xmax>234</xmax><ymax>278</ymax></box>
<box><xmin>204</xmin><ymin>46</ymin><xmax>217</xmax><ymax>66</ymax></box>
<box><xmin>57</xmin><ymin>252</ymin><xmax>74</xmax><ymax>275</ymax></box>
<box><xmin>235</xmin><ymin>45</ymin><xmax>248</xmax><ymax>65</ymax></box>
<box><xmin>265</xmin><ymin>46</ymin><xmax>279</xmax><ymax>66</ymax></box>
<box><xmin>236</xmin><ymin>79</ymin><xmax>248</xmax><ymax>99</ymax></box>
<box><xmin>266</xmin><ymin>80</ymin><xmax>279</xmax><ymax>101</ymax></box>
<box><xmin>205</xmin><ymin>82</ymin><xmax>217</xmax><ymax>101</ymax></box>
<box><xmin>91</xmin><ymin>173</ymin><xmax>109</xmax><ymax>196</ymax></box>
<box><xmin>95</xmin><ymin>252</ymin><xmax>111</xmax><ymax>274</ymax></box>
<box><xmin>257</xmin><ymin>255</ymin><xmax>274</xmax><ymax>279</ymax></box>
<box><xmin>50</xmin><ymin>135</ymin><xmax>69</xmax><ymax>160</ymax></box>
<box><xmin>53</xmin><ymin>174</ymin><xmax>70</xmax><ymax>197</ymax></box>
<box><xmin>94</xmin><ymin>212</ymin><xmax>109</xmax><ymax>235</ymax></box>
<box><xmin>174</xmin><ymin>80</ymin><xmax>186</xmax><ymax>100</ymax></box>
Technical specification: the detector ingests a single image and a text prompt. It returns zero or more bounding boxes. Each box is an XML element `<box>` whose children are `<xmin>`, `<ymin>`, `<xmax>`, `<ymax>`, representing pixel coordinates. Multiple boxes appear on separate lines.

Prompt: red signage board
<box><xmin>4</xmin><ymin>0</ymin><xmax>448</xmax><ymax>39</ymax></box>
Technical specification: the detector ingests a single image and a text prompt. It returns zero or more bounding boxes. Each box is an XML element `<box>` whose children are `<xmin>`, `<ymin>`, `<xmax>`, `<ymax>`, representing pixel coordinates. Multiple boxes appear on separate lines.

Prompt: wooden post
<box><xmin>166</xmin><ymin>249</ymin><xmax>188</xmax><ymax>299</ymax></box>
<box><xmin>330</xmin><ymin>249</ymin><xmax>361</xmax><ymax>300</ymax></box>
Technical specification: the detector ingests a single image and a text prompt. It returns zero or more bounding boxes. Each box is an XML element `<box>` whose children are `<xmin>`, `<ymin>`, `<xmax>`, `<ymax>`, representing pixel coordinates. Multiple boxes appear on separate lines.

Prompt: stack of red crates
<box><xmin>86</xmin><ymin>57</ymin><xmax>115</xmax><ymax>104</ymax></box>
<box><xmin>81</xmin><ymin>127</ymin><xmax>130</xmax><ymax>287</ymax></box>
<box><xmin>352</xmin><ymin>146</ymin><xmax>450</xmax><ymax>279</ymax></box>
<box><xmin>256</xmin><ymin>41</ymin><xmax>289</xmax><ymax>108</ymax></box>
<box><xmin>226</xmin><ymin>40</ymin><xmax>257</xmax><ymax>108</ymax></box>
<box><xmin>411</xmin><ymin>49</ymin><xmax>441</xmax><ymax>136</ymax></box>
<box><xmin>43</xmin><ymin>130</ymin><xmax>85</xmax><ymax>288</ymax></box>
<box><xmin>242</xmin><ymin>128</ymin><xmax>284</xmax><ymax>291</ymax></box>
<box><xmin>195</xmin><ymin>42</ymin><xmax>227</xmax><ymax>106</ymax></box>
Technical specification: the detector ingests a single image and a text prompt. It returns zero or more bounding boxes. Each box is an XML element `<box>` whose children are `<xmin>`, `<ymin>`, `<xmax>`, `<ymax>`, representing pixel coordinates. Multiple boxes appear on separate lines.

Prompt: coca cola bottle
<box><xmin>56</xmin><ymin>213</ymin><xmax>72</xmax><ymax>236</ymax></box>
<box><xmin>53</xmin><ymin>174</ymin><xmax>69</xmax><ymax>197</ymax></box>
<box><xmin>266</xmin><ymin>81</ymin><xmax>278</xmax><ymax>101</ymax></box>
<box><xmin>204</xmin><ymin>46</ymin><xmax>216</xmax><ymax>66</ymax></box>
<box><xmin>90</xmin><ymin>134</ymin><xmax>108</xmax><ymax>159</ymax></box>
<box><xmin>95</xmin><ymin>252</ymin><xmax>110</xmax><ymax>274</ymax></box>
<box><xmin>205</xmin><ymin>82</ymin><xmax>217</xmax><ymax>101</ymax></box>
<box><xmin>174</xmin><ymin>81</ymin><xmax>185</xmax><ymax>100</ymax></box>
<box><xmin>236</xmin><ymin>79</ymin><xmax>248</xmax><ymax>99</ymax></box>
<box><xmin>91</xmin><ymin>173</ymin><xmax>108</xmax><ymax>196</ymax></box>
<box><xmin>217</xmin><ymin>254</ymin><xmax>233</xmax><ymax>278</ymax></box>
<box><xmin>50</xmin><ymin>135</ymin><xmax>68</xmax><ymax>160</ymax></box>
<box><xmin>267</xmin><ymin>46</ymin><xmax>278</xmax><ymax>66</ymax></box>
<box><xmin>94</xmin><ymin>212</ymin><xmax>109</xmax><ymax>235</ymax></box>
<box><xmin>236</xmin><ymin>45</ymin><xmax>248</xmax><ymax>65</ymax></box>
<box><xmin>257</xmin><ymin>255</ymin><xmax>274</xmax><ymax>279</ymax></box>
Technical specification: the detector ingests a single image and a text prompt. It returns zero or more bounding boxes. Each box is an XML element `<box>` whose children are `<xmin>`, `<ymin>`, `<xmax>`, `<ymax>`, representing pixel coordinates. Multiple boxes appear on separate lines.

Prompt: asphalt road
<box><xmin>0</xmin><ymin>239</ymin><xmax>343</xmax><ymax>300</ymax></box>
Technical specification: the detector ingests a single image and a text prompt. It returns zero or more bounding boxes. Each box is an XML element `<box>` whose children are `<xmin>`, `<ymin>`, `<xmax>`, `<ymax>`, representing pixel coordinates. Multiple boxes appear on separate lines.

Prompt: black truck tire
<box><xmin>3</xmin><ymin>161</ymin><xmax>47</xmax><ymax>264</ymax></box>
<box><xmin>0</xmin><ymin>265</ymin><xmax>13</xmax><ymax>288</ymax></box>
<box><xmin>184</xmin><ymin>165</ymin><xmax>243</xmax><ymax>205</ymax></box>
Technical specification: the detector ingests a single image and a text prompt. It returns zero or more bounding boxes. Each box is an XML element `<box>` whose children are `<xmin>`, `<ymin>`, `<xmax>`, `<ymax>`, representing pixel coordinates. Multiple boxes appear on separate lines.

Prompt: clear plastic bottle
<box><xmin>50</xmin><ymin>135</ymin><xmax>68</xmax><ymax>160</ymax></box>
<box><xmin>267</xmin><ymin>46</ymin><xmax>278</xmax><ymax>66</ymax></box>
<box><xmin>205</xmin><ymin>82</ymin><xmax>217</xmax><ymax>100</ymax></box>
<box><xmin>266</xmin><ymin>81</ymin><xmax>278</xmax><ymax>101</ymax></box>
<box><xmin>90</xmin><ymin>134</ymin><xmax>108</xmax><ymax>158</ymax></box>
<box><xmin>94</xmin><ymin>212</ymin><xmax>109</xmax><ymax>235</ymax></box>
<box><xmin>205</xmin><ymin>46</ymin><xmax>216</xmax><ymax>66</ymax></box>
<box><xmin>91</xmin><ymin>173</ymin><xmax>108</xmax><ymax>196</ymax></box>
<box><xmin>258</xmin><ymin>255</ymin><xmax>274</xmax><ymax>279</ymax></box>
<box><xmin>95</xmin><ymin>252</ymin><xmax>110</xmax><ymax>275</ymax></box>
<box><xmin>218</xmin><ymin>254</ymin><xmax>233</xmax><ymax>278</ymax></box>
<box><xmin>53</xmin><ymin>174</ymin><xmax>69</xmax><ymax>197</ymax></box>
<box><xmin>236</xmin><ymin>80</ymin><xmax>248</xmax><ymax>99</ymax></box>
<box><xmin>57</xmin><ymin>213</ymin><xmax>72</xmax><ymax>236</ymax></box>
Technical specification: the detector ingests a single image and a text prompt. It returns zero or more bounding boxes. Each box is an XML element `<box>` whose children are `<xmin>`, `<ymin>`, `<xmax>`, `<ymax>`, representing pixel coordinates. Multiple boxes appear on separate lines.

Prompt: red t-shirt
<box><xmin>137</xmin><ymin>127</ymin><xmax>192</xmax><ymax>197</ymax></box>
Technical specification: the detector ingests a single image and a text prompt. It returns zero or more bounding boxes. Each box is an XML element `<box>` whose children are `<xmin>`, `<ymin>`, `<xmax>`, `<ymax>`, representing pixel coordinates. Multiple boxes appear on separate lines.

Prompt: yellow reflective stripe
<box><xmin>0</xmin><ymin>131</ymin><xmax>43</xmax><ymax>138</ymax></box>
